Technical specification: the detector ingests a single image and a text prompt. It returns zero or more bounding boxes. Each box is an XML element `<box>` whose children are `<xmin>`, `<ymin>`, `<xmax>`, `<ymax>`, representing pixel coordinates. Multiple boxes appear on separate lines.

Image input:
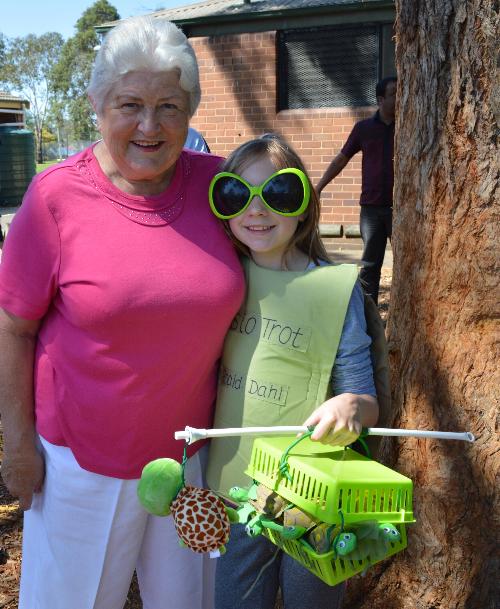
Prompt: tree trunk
<box><xmin>35</xmin><ymin>123</ymin><xmax>44</xmax><ymax>164</ymax></box>
<box><xmin>344</xmin><ymin>2</ymin><xmax>498</xmax><ymax>608</ymax></box>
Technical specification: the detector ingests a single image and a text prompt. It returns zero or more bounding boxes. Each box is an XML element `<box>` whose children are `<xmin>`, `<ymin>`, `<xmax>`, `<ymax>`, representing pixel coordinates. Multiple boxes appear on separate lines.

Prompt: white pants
<box><xmin>20</xmin><ymin>438</ymin><xmax>215</xmax><ymax>609</ymax></box>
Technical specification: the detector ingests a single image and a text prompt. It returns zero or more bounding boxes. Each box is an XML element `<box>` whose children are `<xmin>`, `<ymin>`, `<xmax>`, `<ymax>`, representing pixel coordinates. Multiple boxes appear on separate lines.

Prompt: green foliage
<box><xmin>0</xmin><ymin>32</ymin><xmax>64</xmax><ymax>162</ymax></box>
<box><xmin>52</xmin><ymin>0</ymin><xmax>120</xmax><ymax>140</ymax></box>
<box><xmin>75</xmin><ymin>0</ymin><xmax>120</xmax><ymax>35</ymax></box>
<box><xmin>41</xmin><ymin>126</ymin><xmax>57</xmax><ymax>143</ymax></box>
<box><xmin>0</xmin><ymin>1</ymin><xmax>120</xmax><ymax>154</ymax></box>
<box><xmin>0</xmin><ymin>33</ymin><xmax>7</xmax><ymax>72</ymax></box>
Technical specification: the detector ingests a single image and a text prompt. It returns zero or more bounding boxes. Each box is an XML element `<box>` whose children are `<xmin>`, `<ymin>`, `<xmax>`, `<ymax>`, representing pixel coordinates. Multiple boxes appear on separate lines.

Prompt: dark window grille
<box><xmin>381</xmin><ymin>23</ymin><xmax>396</xmax><ymax>77</ymax></box>
<box><xmin>277</xmin><ymin>24</ymin><xmax>395</xmax><ymax>110</ymax></box>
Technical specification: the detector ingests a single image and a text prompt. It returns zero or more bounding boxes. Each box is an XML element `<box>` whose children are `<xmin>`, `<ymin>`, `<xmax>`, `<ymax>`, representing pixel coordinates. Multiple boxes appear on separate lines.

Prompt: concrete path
<box><xmin>0</xmin><ymin>207</ymin><xmax>18</xmax><ymax>241</ymax></box>
<box><xmin>323</xmin><ymin>238</ymin><xmax>393</xmax><ymax>268</ymax></box>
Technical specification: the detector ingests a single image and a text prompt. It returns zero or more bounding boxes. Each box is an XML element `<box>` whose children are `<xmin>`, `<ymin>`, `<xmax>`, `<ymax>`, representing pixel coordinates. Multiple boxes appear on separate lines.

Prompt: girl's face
<box><xmin>228</xmin><ymin>156</ymin><xmax>304</xmax><ymax>270</ymax></box>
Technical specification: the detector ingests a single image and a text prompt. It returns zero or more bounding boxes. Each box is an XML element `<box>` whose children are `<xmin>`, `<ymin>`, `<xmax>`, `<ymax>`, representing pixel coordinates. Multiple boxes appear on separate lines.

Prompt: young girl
<box><xmin>206</xmin><ymin>135</ymin><xmax>379</xmax><ymax>609</ymax></box>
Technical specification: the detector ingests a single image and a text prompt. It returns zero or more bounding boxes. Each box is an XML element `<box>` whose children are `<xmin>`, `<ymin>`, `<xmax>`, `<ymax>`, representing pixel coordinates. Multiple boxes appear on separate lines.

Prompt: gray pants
<box><xmin>215</xmin><ymin>524</ymin><xmax>345</xmax><ymax>609</ymax></box>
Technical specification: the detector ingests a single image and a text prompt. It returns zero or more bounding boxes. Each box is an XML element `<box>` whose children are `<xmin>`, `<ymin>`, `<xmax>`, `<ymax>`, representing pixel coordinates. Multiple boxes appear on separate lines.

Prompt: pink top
<box><xmin>0</xmin><ymin>146</ymin><xmax>244</xmax><ymax>478</ymax></box>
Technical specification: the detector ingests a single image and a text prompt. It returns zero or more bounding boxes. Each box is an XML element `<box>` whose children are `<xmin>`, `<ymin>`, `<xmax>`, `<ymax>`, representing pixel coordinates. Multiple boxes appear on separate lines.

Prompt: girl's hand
<box><xmin>303</xmin><ymin>393</ymin><xmax>378</xmax><ymax>447</ymax></box>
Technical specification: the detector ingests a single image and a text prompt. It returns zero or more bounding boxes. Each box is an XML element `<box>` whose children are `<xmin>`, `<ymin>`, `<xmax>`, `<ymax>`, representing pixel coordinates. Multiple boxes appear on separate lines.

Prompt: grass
<box><xmin>36</xmin><ymin>160</ymin><xmax>60</xmax><ymax>173</ymax></box>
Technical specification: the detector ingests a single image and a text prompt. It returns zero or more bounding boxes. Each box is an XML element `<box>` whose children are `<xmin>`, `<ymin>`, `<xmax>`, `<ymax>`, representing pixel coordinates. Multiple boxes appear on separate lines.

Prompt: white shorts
<box><xmin>19</xmin><ymin>437</ymin><xmax>215</xmax><ymax>609</ymax></box>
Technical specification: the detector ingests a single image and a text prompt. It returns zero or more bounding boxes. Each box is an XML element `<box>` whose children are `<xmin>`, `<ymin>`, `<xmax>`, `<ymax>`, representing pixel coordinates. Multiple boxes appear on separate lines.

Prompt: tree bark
<box><xmin>344</xmin><ymin>1</ymin><xmax>499</xmax><ymax>608</ymax></box>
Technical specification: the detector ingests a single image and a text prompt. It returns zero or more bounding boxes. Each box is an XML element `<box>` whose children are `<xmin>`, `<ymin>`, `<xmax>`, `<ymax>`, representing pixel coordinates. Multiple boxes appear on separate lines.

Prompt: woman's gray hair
<box><xmin>88</xmin><ymin>16</ymin><xmax>201</xmax><ymax>117</ymax></box>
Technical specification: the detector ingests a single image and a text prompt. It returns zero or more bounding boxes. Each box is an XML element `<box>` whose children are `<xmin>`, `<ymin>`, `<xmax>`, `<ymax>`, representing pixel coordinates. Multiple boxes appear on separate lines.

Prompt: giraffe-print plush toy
<box><xmin>170</xmin><ymin>485</ymin><xmax>231</xmax><ymax>553</ymax></box>
<box><xmin>137</xmin><ymin>458</ymin><xmax>234</xmax><ymax>554</ymax></box>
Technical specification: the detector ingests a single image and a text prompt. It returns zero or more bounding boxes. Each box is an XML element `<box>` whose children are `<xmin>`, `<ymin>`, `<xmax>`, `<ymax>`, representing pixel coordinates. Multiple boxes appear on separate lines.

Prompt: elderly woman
<box><xmin>0</xmin><ymin>16</ymin><xmax>243</xmax><ymax>609</ymax></box>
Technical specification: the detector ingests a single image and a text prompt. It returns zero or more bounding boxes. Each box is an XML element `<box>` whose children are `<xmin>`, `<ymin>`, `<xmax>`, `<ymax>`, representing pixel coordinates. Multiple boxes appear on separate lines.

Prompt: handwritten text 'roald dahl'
<box><xmin>220</xmin><ymin>367</ymin><xmax>288</xmax><ymax>406</ymax></box>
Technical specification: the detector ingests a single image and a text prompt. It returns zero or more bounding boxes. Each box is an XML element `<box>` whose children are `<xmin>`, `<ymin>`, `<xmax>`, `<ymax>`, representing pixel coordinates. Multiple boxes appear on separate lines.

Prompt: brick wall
<box><xmin>190</xmin><ymin>32</ymin><xmax>375</xmax><ymax>229</ymax></box>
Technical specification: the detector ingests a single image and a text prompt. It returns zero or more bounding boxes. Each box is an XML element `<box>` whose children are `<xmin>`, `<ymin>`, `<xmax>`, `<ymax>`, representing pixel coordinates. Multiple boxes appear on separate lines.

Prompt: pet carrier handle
<box><xmin>174</xmin><ymin>425</ymin><xmax>475</xmax><ymax>445</ymax></box>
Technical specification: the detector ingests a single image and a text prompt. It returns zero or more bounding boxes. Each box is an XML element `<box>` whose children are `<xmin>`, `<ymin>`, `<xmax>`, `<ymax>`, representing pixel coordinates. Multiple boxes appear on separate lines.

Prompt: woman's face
<box><xmin>96</xmin><ymin>70</ymin><xmax>190</xmax><ymax>193</ymax></box>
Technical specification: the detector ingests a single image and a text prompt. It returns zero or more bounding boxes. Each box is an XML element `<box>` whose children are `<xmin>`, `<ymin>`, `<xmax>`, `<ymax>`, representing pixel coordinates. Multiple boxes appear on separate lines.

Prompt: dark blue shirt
<box><xmin>341</xmin><ymin>111</ymin><xmax>395</xmax><ymax>206</ymax></box>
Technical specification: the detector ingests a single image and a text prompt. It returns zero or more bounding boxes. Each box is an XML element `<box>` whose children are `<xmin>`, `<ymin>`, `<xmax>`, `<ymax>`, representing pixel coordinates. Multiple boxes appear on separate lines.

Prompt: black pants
<box><xmin>359</xmin><ymin>205</ymin><xmax>392</xmax><ymax>304</ymax></box>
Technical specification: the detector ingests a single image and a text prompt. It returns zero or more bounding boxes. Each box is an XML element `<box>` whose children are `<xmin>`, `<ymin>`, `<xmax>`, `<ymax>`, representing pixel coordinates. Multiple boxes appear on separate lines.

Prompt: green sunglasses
<box><xmin>209</xmin><ymin>168</ymin><xmax>311</xmax><ymax>220</ymax></box>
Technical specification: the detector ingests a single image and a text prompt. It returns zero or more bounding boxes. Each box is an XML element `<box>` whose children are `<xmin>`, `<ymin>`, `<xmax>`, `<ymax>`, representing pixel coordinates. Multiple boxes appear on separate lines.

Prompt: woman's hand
<box><xmin>303</xmin><ymin>393</ymin><xmax>379</xmax><ymax>447</ymax></box>
<box><xmin>1</xmin><ymin>444</ymin><xmax>45</xmax><ymax>510</ymax></box>
<box><xmin>0</xmin><ymin>308</ymin><xmax>43</xmax><ymax>510</ymax></box>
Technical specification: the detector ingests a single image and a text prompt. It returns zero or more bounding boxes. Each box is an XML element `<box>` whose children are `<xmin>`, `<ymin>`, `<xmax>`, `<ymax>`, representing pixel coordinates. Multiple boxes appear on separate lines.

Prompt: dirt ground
<box><xmin>0</xmin><ymin>270</ymin><xmax>391</xmax><ymax>609</ymax></box>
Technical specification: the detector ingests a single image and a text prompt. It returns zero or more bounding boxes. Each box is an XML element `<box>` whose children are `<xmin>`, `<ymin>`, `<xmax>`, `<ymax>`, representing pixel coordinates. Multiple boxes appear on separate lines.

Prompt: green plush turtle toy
<box><xmin>228</xmin><ymin>483</ymin><xmax>402</xmax><ymax>561</ymax></box>
<box><xmin>337</xmin><ymin>522</ymin><xmax>401</xmax><ymax>561</ymax></box>
<box><xmin>137</xmin><ymin>458</ymin><xmax>238</xmax><ymax>554</ymax></box>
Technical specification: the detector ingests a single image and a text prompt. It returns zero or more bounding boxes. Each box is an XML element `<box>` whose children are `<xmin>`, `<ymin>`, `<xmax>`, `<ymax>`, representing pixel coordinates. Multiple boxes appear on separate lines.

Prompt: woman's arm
<box><xmin>0</xmin><ymin>308</ymin><xmax>44</xmax><ymax>510</ymax></box>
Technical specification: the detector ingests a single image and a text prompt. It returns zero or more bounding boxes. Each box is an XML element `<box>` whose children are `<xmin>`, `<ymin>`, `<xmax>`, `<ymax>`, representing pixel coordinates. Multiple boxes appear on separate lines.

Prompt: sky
<box><xmin>2</xmin><ymin>0</ymin><xmax>202</xmax><ymax>40</ymax></box>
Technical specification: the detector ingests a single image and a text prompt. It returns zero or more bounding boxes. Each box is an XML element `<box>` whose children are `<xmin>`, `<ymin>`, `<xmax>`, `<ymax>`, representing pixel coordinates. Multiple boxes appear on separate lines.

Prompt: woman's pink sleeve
<box><xmin>0</xmin><ymin>178</ymin><xmax>60</xmax><ymax>320</ymax></box>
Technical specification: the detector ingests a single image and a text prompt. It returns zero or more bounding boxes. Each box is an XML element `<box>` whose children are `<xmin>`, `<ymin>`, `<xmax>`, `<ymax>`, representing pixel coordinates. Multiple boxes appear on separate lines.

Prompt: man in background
<box><xmin>316</xmin><ymin>76</ymin><xmax>397</xmax><ymax>304</ymax></box>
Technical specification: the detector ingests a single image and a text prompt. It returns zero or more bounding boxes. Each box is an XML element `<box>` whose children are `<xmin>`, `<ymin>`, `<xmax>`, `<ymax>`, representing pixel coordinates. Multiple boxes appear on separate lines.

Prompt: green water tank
<box><xmin>0</xmin><ymin>126</ymin><xmax>36</xmax><ymax>206</ymax></box>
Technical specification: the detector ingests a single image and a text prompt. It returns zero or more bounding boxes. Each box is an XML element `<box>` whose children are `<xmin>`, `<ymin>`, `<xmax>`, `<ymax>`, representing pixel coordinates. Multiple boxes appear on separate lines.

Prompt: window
<box><xmin>277</xmin><ymin>23</ymin><xmax>395</xmax><ymax>110</ymax></box>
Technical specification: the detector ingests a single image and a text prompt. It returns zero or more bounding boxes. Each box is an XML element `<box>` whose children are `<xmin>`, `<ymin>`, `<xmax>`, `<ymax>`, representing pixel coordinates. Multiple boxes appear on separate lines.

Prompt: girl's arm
<box><xmin>303</xmin><ymin>392</ymin><xmax>378</xmax><ymax>446</ymax></box>
<box><xmin>304</xmin><ymin>282</ymin><xmax>379</xmax><ymax>446</ymax></box>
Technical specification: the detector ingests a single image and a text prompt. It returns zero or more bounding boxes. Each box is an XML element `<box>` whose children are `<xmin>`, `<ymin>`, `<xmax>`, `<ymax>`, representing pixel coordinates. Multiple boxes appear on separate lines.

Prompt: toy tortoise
<box><xmin>137</xmin><ymin>457</ymin><xmax>238</xmax><ymax>554</ymax></box>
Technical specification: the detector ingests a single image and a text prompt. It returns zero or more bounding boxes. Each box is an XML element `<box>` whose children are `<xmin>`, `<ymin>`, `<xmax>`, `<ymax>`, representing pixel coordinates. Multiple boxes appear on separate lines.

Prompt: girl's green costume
<box><xmin>207</xmin><ymin>259</ymin><xmax>358</xmax><ymax>495</ymax></box>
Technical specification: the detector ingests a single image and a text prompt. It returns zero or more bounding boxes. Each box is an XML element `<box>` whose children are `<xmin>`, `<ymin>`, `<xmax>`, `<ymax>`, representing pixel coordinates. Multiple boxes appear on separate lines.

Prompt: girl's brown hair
<box><xmin>220</xmin><ymin>134</ymin><xmax>330</xmax><ymax>268</ymax></box>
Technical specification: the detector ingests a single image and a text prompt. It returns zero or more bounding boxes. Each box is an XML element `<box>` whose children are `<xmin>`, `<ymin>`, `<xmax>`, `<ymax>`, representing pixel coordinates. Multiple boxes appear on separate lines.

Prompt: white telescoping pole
<box><xmin>174</xmin><ymin>425</ymin><xmax>475</xmax><ymax>446</ymax></box>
